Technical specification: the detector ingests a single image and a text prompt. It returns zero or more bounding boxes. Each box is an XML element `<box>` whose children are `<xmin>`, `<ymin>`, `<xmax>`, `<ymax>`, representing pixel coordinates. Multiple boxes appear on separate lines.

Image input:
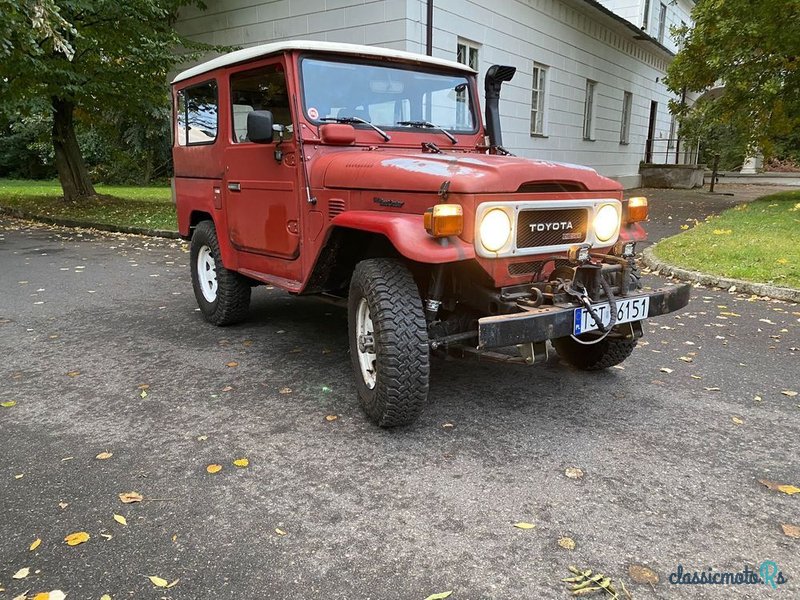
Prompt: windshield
<box><xmin>300</xmin><ymin>57</ymin><xmax>477</xmax><ymax>133</ymax></box>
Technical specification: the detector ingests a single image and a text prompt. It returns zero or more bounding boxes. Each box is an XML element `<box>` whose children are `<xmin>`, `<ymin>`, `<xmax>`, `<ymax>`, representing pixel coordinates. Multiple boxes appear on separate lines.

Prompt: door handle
<box><xmin>227</xmin><ymin>182</ymin><xmax>241</xmax><ymax>192</ymax></box>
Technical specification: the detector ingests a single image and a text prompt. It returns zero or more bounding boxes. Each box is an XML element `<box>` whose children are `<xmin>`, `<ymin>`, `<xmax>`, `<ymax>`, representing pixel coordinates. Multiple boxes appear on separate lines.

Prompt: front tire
<box><xmin>190</xmin><ymin>220</ymin><xmax>251</xmax><ymax>326</ymax></box>
<box><xmin>348</xmin><ymin>258</ymin><xmax>430</xmax><ymax>427</ymax></box>
<box><xmin>552</xmin><ymin>331</ymin><xmax>637</xmax><ymax>370</ymax></box>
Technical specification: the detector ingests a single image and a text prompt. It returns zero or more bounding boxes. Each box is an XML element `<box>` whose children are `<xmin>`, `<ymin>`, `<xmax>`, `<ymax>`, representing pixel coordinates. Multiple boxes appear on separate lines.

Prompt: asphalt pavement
<box><xmin>1</xmin><ymin>185</ymin><xmax>798</xmax><ymax>599</ymax></box>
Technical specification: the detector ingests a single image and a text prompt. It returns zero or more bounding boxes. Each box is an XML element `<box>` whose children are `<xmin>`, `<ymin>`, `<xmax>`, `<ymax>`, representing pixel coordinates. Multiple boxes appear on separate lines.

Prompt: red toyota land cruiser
<box><xmin>171</xmin><ymin>41</ymin><xmax>690</xmax><ymax>427</ymax></box>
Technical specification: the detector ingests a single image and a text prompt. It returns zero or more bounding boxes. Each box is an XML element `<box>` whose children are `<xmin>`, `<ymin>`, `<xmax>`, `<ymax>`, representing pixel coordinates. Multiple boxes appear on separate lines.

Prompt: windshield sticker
<box><xmin>308</xmin><ymin>107</ymin><xmax>319</xmax><ymax>120</ymax></box>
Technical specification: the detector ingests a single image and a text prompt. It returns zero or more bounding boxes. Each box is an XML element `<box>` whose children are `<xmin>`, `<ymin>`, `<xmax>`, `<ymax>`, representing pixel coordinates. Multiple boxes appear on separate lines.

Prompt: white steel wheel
<box><xmin>355</xmin><ymin>297</ymin><xmax>377</xmax><ymax>389</ymax></box>
<box><xmin>196</xmin><ymin>245</ymin><xmax>218</xmax><ymax>303</ymax></box>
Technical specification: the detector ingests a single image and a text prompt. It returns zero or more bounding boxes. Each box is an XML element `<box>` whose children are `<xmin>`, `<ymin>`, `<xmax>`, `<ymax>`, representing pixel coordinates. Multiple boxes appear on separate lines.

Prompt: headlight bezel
<box><xmin>474</xmin><ymin>199</ymin><xmax>622</xmax><ymax>258</ymax></box>
<box><xmin>478</xmin><ymin>207</ymin><xmax>513</xmax><ymax>253</ymax></box>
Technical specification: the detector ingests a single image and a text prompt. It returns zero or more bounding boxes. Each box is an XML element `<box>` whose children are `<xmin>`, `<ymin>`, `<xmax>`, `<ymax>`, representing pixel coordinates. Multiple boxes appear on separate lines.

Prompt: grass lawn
<box><xmin>0</xmin><ymin>179</ymin><xmax>176</xmax><ymax>231</ymax></box>
<box><xmin>655</xmin><ymin>190</ymin><xmax>800</xmax><ymax>289</ymax></box>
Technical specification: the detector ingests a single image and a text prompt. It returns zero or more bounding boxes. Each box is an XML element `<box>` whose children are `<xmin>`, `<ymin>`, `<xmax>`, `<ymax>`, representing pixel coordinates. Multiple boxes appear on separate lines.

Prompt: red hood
<box><xmin>314</xmin><ymin>150</ymin><xmax>621</xmax><ymax>194</ymax></box>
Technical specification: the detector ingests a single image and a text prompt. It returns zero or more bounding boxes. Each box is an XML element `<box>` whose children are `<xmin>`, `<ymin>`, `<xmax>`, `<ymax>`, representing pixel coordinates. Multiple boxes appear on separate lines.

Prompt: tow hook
<box><xmin>358</xmin><ymin>334</ymin><xmax>375</xmax><ymax>354</ymax></box>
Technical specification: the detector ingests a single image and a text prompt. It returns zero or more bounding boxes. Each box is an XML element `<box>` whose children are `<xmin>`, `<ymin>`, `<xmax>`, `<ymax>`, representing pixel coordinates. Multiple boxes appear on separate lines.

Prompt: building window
<box><xmin>530</xmin><ymin>63</ymin><xmax>548</xmax><ymax>136</ymax></box>
<box><xmin>657</xmin><ymin>2</ymin><xmax>667</xmax><ymax>43</ymax></box>
<box><xmin>642</xmin><ymin>0</ymin><xmax>651</xmax><ymax>29</ymax></box>
<box><xmin>667</xmin><ymin>115</ymin><xmax>677</xmax><ymax>149</ymax></box>
<box><xmin>176</xmin><ymin>81</ymin><xmax>218</xmax><ymax>146</ymax></box>
<box><xmin>620</xmin><ymin>91</ymin><xmax>632</xmax><ymax>145</ymax></box>
<box><xmin>456</xmin><ymin>39</ymin><xmax>479</xmax><ymax>126</ymax></box>
<box><xmin>456</xmin><ymin>39</ymin><xmax>479</xmax><ymax>71</ymax></box>
<box><xmin>583</xmin><ymin>80</ymin><xmax>596</xmax><ymax>141</ymax></box>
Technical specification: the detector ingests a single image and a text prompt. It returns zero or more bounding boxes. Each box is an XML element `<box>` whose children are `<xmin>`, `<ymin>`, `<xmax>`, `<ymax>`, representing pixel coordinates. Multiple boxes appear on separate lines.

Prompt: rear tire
<box><xmin>190</xmin><ymin>220</ymin><xmax>251</xmax><ymax>326</ymax></box>
<box><xmin>552</xmin><ymin>333</ymin><xmax>637</xmax><ymax>370</ymax></box>
<box><xmin>348</xmin><ymin>258</ymin><xmax>430</xmax><ymax>427</ymax></box>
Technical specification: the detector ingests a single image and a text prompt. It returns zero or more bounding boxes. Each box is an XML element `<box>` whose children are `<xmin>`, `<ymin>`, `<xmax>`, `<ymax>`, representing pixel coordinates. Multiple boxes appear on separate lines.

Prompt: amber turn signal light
<box><xmin>627</xmin><ymin>196</ymin><xmax>649</xmax><ymax>223</ymax></box>
<box><xmin>424</xmin><ymin>204</ymin><xmax>463</xmax><ymax>237</ymax></box>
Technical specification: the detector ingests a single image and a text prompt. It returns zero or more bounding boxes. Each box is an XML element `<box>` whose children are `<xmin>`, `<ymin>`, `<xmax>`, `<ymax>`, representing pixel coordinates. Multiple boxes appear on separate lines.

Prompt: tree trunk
<box><xmin>52</xmin><ymin>97</ymin><xmax>96</xmax><ymax>201</ymax></box>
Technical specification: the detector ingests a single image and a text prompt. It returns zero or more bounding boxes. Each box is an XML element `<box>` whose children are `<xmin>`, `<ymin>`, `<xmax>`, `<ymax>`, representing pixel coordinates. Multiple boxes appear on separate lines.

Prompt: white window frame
<box><xmin>642</xmin><ymin>0</ymin><xmax>651</xmax><ymax>30</ymax></box>
<box><xmin>583</xmin><ymin>80</ymin><xmax>597</xmax><ymax>141</ymax></box>
<box><xmin>620</xmin><ymin>91</ymin><xmax>632</xmax><ymax>145</ymax></box>
<box><xmin>456</xmin><ymin>39</ymin><xmax>479</xmax><ymax>71</ymax></box>
<box><xmin>530</xmin><ymin>63</ymin><xmax>548</xmax><ymax>136</ymax></box>
<box><xmin>668</xmin><ymin>115</ymin><xmax>677</xmax><ymax>149</ymax></box>
<box><xmin>657</xmin><ymin>2</ymin><xmax>667</xmax><ymax>43</ymax></box>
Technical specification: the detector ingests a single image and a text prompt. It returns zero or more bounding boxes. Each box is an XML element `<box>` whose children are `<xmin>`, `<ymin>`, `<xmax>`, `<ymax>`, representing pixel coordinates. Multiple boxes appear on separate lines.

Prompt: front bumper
<box><xmin>477</xmin><ymin>283</ymin><xmax>691</xmax><ymax>348</ymax></box>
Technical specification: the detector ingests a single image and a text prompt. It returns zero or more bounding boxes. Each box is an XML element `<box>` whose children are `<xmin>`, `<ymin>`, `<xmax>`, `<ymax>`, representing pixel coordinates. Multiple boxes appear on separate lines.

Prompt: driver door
<box><xmin>223</xmin><ymin>61</ymin><xmax>299</xmax><ymax>260</ymax></box>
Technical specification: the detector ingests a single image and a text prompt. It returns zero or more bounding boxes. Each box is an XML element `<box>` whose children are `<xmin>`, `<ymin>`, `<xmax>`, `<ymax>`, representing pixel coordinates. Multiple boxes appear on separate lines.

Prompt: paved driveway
<box><xmin>1</xmin><ymin>189</ymin><xmax>798</xmax><ymax>599</ymax></box>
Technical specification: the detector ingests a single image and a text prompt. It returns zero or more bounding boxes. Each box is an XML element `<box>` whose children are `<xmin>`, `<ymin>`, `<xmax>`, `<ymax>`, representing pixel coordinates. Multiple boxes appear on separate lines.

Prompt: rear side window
<box><xmin>176</xmin><ymin>81</ymin><xmax>218</xmax><ymax>146</ymax></box>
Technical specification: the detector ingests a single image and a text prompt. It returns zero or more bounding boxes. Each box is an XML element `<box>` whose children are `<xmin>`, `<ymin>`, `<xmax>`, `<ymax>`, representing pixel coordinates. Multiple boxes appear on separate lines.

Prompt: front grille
<box><xmin>516</xmin><ymin>208</ymin><xmax>589</xmax><ymax>249</ymax></box>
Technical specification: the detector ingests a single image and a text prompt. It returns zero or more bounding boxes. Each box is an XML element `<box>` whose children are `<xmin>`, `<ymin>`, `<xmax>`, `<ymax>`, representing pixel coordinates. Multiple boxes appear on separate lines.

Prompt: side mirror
<box><xmin>247</xmin><ymin>110</ymin><xmax>274</xmax><ymax>144</ymax></box>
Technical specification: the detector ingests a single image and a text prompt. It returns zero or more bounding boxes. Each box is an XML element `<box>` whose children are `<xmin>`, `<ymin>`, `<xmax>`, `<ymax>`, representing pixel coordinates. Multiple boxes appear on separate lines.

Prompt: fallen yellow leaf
<box><xmin>279</xmin><ymin>387</ymin><xmax>292</xmax><ymax>394</ymax></box>
<box><xmin>113</xmin><ymin>514</ymin><xmax>127</xmax><ymax>526</ymax></box>
<box><xmin>1</xmin><ymin>400</ymin><xmax>16</xmax><ymax>408</ymax></box>
<box><xmin>119</xmin><ymin>491</ymin><xmax>143</xmax><ymax>504</ymax></box>
<box><xmin>275</xmin><ymin>528</ymin><xmax>287</xmax><ymax>536</ymax></box>
<box><xmin>33</xmin><ymin>593</ymin><xmax>49</xmax><ymax>600</ymax></box>
<box><xmin>226</xmin><ymin>361</ymin><xmax>238</xmax><ymax>368</ymax></box>
<box><xmin>29</xmin><ymin>538</ymin><xmax>41</xmax><ymax>551</ymax></box>
<box><xmin>12</xmin><ymin>567</ymin><xmax>30</xmax><ymax>579</ymax></box>
<box><xmin>782</xmin><ymin>390</ymin><xmax>798</xmax><ymax>397</ymax></box>
<box><xmin>423</xmin><ymin>593</ymin><xmax>452</xmax><ymax>600</ymax></box>
<box><xmin>513</xmin><ymin>522</ymin><xmax>536</xmax><ymax>530</ymax></box>
<box><xmin>628</xmin><ymin>564</ymin><xmax>659</xmax><ymax>585</ymax></box>
<box><xmin>781</xmin><ymin>523</ymin><xmax>800</xmax><ymax>538</ymax></box>
<box><xmin>558</xmin><ymin>536</ymin><xmax>576</xmax><ymax>550</ymax></box>
<box><xmin>101</xmin><ymin>595</ymin><xmax>112</xmax><ymax>600</ymax></box>
<box><xmin>206</xmin><ymin>464</ymin><xmax>222</xmax><ymax>474</ymax></box>
<box><xmin>325</xmin><ymin>414</ymin><xmax>338</xmax><ymax>422</ymax></box>
<box><xmin>759</xmin><ymin>479</ymin><xmax>800</xmax><ymax>495</ymax></box>
<box><xmin>64</xmin><ymin>531</ymin><xmax>90</xmax><ymax>546</ymax></box>
<box><xmin>66</xmin><ymin>371</ymin><xmax>80</xmax><ymax>377</ymax></box>
<box><xmin>233</xmin><ymin>458</ymin><xmax>249</xmax><ymax>468</ymax></box>
<box><xmin>731</xmin><ymin>416</ymin><xmax>744</xmax><ymax>425</ymax></box>
<box><xmin>147</xmin><ymin>576</ymin><xmax>169</xmax><ymax>588</ymax></box>
<box><xmin>95</xmin><ymin>451</ymin><xmax>113</xmax><ymax>460</ymax></box>
<box><xmin>565</xmin><ymin>467</ymin><xmax>584</xmax><ymax>479</ymax></box>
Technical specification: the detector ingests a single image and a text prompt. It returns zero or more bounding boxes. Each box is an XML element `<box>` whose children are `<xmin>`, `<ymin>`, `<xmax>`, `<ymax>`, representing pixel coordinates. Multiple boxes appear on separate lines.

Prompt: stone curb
<box><xmin>0</xmin><ymin>206</ymin><xmax>180</xmax><ymax>239</ymax></box>
<box><xmin>642</xmin><ymin>245</ymin><xmax>800</xmax><ymax>304</ymax></box>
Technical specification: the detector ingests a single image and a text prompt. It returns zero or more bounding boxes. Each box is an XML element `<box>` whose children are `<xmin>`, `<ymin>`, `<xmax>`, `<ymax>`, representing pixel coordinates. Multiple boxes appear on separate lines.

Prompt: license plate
<box><xmin>573</xmin><ymin>296</ymin><xmax>650</xmax><ymax>335</ymax></box>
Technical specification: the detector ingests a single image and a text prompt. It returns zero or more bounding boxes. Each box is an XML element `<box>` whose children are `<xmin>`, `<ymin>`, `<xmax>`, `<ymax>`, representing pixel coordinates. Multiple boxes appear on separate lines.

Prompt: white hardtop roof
<box><xmin>172</xmin><ymin>40</ymin><xmax>475</xmax><ymax>84</ymax></box>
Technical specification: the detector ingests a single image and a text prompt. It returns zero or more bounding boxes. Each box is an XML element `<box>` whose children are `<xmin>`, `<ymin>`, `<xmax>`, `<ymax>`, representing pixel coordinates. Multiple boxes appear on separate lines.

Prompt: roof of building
<box><xmin>172</xmin><ymin>40</ymin><xmax>476</xmax><ymax>84</ymax></box>
<box><xmin>577</xmin><ymin>0</ymin><xmax>676</xmax><ymax>57</ymax></box>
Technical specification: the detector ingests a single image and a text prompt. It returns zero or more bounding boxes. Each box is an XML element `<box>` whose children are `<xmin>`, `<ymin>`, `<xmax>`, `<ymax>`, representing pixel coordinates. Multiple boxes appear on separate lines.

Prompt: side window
<box><xmin>176</xmin><ymin>81</ymin><xmax>218</xmax><ymax>146</ymax></box>
<box><xmin>230</xmin><ymin>64</ymin><xmax>292</xmax><ymax>143</ymax></box>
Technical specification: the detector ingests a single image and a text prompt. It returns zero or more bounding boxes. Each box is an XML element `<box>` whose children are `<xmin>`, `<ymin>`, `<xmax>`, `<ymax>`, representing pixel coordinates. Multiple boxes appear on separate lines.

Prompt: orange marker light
<box><xmin>424</xmin><ymin>204</ymin><xmax>463</xmax><ymax>237</ymax></box>
<box><xmin>627</xmin><ymin>196</ymin><xmax>649</xmax><ymax>223</ymax></box>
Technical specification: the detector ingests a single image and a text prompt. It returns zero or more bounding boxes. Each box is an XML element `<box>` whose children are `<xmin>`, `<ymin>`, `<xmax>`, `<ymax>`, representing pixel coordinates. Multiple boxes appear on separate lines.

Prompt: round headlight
<box><xmin>594</xmin><ymin>204</ymin><xmax>620</xmax><ymax>243</ymax></box>
<box><xmin>479</xmin><ymin>209</ymin><xmax>512</xmax><ymax>252</ymax></box>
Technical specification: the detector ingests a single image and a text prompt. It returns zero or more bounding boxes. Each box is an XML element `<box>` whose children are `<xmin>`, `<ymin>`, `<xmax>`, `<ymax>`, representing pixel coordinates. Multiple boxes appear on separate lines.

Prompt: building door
<box><xmin>223</xmin><ymin>61</ymin><xmax>300</xmax><ymax>260</ymax></box>
<box><xmin>645</xmin><ymin>101</ymin><xmax>658</xmax><ymax>163</ymax></box>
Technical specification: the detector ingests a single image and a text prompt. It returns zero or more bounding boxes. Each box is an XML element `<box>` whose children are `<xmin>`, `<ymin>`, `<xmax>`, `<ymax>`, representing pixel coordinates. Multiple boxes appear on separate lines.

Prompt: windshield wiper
<box><xmin>320</xmin><ymin>116</ymin><xmax>391</xmax><ymax>141</ymax></box>
<box><xmin>396</xmin><ymin>120</ymin><xmax>458</xmax><ymax>144</ymax></box>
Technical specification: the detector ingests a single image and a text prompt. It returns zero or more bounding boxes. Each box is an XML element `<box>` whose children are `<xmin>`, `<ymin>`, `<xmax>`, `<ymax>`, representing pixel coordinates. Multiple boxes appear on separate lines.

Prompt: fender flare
<box><xmin>330</xmin><ymin>211</ymin><xmax>475</xmax><ymax>264</ymax></box>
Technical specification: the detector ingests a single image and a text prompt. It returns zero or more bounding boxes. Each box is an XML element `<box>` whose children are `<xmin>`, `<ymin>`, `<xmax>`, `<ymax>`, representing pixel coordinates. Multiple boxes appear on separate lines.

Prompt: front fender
<box><xmin>331</xmin><ymin>211</ymin><xmax>475</xmax><ymax>264</ymax></box>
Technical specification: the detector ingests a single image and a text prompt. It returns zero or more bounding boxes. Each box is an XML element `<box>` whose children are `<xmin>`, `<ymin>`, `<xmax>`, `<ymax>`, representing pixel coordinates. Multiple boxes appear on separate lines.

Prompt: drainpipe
<box><xmin>426</xmin><ymin>0</ymin><xmax>433</xmax><ymax>56</ymax></box>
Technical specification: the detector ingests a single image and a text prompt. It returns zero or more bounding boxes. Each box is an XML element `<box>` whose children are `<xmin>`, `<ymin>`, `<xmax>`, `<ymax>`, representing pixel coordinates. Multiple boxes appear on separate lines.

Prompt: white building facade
<box><xmin>176</xmin><ymin>0</ymin><xmax>695</xmax><ymax>188</ymax></box>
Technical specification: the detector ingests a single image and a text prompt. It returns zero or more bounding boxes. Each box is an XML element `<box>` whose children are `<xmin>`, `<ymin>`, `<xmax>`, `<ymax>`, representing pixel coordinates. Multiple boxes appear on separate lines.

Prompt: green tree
<box><xmin>0</xmin><ymin>0</ymin><xmax>213</xmax><ymax>201</ymax></box>
<box><xmin>666</xmin><ymin>0</ymin><xmax>800</xmax><ymax>159</ymax></box>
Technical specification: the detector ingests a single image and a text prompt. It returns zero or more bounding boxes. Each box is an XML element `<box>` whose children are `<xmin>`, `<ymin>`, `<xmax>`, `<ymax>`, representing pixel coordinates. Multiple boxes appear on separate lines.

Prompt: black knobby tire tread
<box><xmin>552</xmin><ymin>335</ymin><xmax>637</xmax><ymax>371</ymax></box>
<box><xmin>191</xmin><ymin>220</ymin><xmax>251</xmax><ymax>326</ymax></box>
<box><xmin>349</xmin><ymin>258</ymin><xmax>429</xmax><ymax>427</ymax></box>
